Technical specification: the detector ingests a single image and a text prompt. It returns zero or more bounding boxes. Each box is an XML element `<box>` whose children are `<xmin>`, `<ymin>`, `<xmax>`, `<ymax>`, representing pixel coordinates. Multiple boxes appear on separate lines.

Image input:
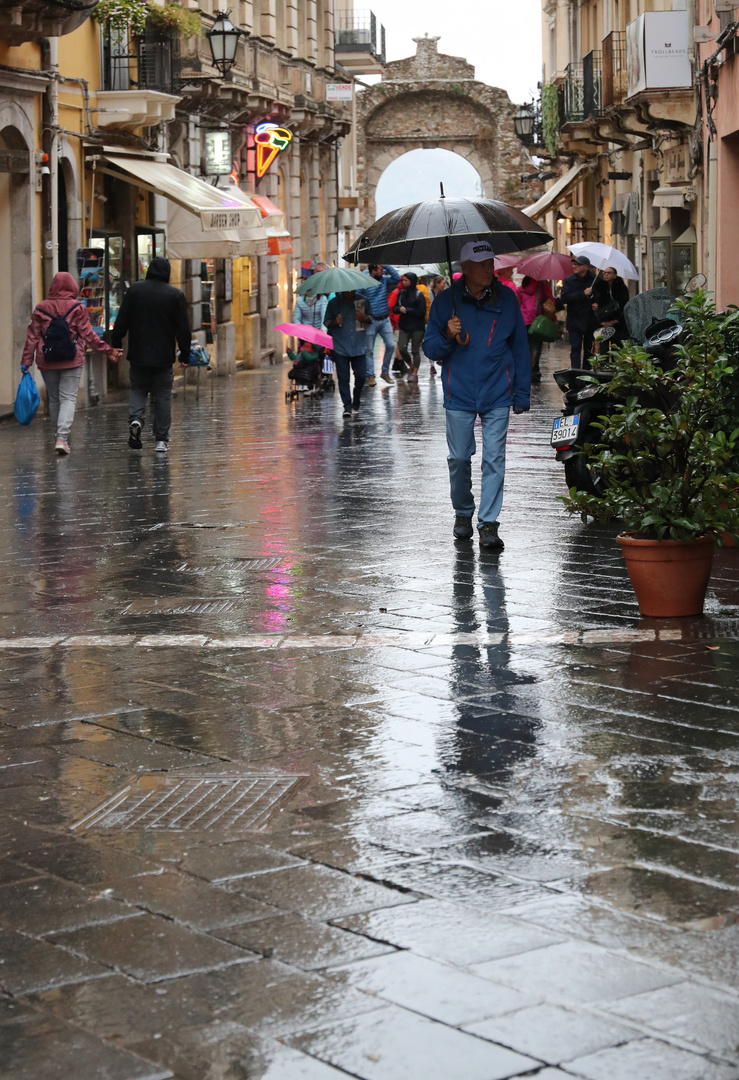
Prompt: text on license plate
<box><xmin>551</xmin><ymin>413</ymin><xmax>579</xmax><ymax>446</ymax></box>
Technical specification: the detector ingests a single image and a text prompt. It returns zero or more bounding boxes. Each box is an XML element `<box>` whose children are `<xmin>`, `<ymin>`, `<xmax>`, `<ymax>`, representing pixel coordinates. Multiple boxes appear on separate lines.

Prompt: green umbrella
<box><xmin>296</xmin><ymin>266</ymin><xmax>371</xmax><ymax>296</ymax></box>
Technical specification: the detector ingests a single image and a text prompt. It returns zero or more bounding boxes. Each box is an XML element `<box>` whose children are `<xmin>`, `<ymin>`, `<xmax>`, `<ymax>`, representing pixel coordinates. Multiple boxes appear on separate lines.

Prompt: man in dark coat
<box><xmin>112</xmin><ymin>257</ymin><xmax>191</xmax><ymax>453</ymax></box>
<box><xmin>556</xmin><ymin>256</ymin><xmax>596</xmax><ymax>367</ymax></box>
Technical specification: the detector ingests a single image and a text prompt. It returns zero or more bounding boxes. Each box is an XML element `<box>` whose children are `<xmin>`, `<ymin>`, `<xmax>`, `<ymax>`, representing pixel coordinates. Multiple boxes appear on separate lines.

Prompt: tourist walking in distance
<box><xmin>358</xmin><ymin>263</ymin><xmax>400</xmax><ymax>386</ymax></box>
<box><xmin>556</xmin><ymin>256</ymin><xmax>596</xmax><ymax>367</ymax></box>
<box><xmin>324</xmin><ymin>290</ymin><xmax>372</xmax><ymax>417</ymax></box>
<box><xmin>518</xmin><ymin>275</ymin><xmax>555</xmax><ymax>383</ymax></box>
<box><xmin>587</xmin><ymin>266</ymin><xmax>629</xmax><ymax>346</ymax></box>
<box><xmin>423</xmin><ymin>241</ymin><xmax>530</xmax><ymax>551</ymax></box>
<box><xmin>21</xmin><ymin>271</ymin><xmax>121</xmax><ymax>455</ymax></box>
<box><xmin>112</xmin><ymin>257</ymin><xmax>191</xmax><ymax>453</ymax></box>
<box><xmin>428</xmin><ymin>275</ymin><xmax>448</xmax><ymax>375</ymax></box>
<box><xmin>394</xmin><ymin>272</ymin><xmax>427</xmax><ymax>383</ymax></box>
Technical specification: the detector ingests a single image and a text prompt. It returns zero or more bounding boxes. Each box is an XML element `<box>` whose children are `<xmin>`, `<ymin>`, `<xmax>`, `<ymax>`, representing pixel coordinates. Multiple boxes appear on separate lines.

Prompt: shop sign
<box><xmin>326</xmin><ymin>82</ymin><xmax>353</xmax><ymax>102</ymax></box>
<box><xmin>204</xmin><ymin>130</ymin><xmax>232</xmax><ymax>176</ymax></box>
<box><xmin>254</xmin><ymin>123</ymin><xmax>292</xmax><ymax>179</ymax></box>
<box><xmin>626</xmin><ymin>12</ymin><xmax>691</xmax><ymax>97</ymax></box>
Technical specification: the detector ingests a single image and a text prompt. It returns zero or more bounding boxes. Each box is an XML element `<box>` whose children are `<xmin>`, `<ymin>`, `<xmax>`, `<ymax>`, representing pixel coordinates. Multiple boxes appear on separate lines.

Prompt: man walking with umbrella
<box><xmin>556</xmin><ymin>256</ymin><xmax>596</xmax><ymax>367</ymax></box>
<box><xmin>423</xmin><ymin>241</ymin><xmax>531</xmax><ymax>551</ymax></box>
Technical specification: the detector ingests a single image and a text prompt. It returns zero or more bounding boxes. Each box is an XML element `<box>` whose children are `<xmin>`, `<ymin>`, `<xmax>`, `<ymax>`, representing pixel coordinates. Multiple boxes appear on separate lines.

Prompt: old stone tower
<box><xmin>355</xmin><ymin>36</ymin><xmax>540</xmax><ymax>227</ymax></box>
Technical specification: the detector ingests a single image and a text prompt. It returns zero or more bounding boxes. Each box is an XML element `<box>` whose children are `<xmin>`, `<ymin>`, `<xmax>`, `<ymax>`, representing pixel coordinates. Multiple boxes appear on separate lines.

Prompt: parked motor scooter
<box><xmin>551</xmin><ymin>326</ymin><xmax>616</xmax><ymax>494</ymax></box>
<box><xmin>551</xmin><ymin>275</ymin><xmax>708</xmax><ymax>493</ymax></box>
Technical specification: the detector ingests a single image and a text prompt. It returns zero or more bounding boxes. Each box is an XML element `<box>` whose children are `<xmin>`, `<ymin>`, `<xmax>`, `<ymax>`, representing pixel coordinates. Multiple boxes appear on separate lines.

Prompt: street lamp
<box><xmin>207</xmin><ymin>10</ymin><xmax>244</xmax><ymax>76</ymax></box>
<box><xmin>513</xmin><ymin>103</ymin><xmax>536</xmax><ymax>144</ymax></box>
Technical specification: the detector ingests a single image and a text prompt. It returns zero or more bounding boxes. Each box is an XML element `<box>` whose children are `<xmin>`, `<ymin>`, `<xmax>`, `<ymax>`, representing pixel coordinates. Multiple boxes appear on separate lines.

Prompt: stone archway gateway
<box><xmin>356</xmin><ymin>36</ymin><xmax>541</xmax><ymax>231</ymax></box>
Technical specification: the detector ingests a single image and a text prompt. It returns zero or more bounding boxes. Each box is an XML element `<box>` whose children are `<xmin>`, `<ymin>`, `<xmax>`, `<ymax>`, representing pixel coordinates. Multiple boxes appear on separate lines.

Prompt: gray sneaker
<box><xmin>154</xmin><ymin>440</ymin><xmax>168</xmax><ymax>453</ymax></box>
<box><xmin>478</xmin><ymin>521</ymin><xmax>504</xmax><ymax>551</ymax></box>
<box><xmin>453</xmin><ymin>514</ymin><xmax>474</xmax><ymax>540</ymax></box>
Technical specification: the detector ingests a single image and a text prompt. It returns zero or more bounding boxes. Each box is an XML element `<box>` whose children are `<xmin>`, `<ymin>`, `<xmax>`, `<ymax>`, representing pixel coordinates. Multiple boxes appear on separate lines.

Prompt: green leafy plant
<box><xmin>93</xmin><ymin>0</ymin><xmax>202</xmax><ymax>37</ymax></box>
<box><xmin>541</xmin><ymin>82</ymin><xmax>560</xmax><ymax>156</ymax></box>
<box><xmin>147</xmin><ymin>2</ymin><xmax>202</xmax><ymax>38</ymax></box>
<box><xmin>94</xmin><ymin>0</ymin><xmax>148</xmax><ymax>35</ymax></box>
<box><xmin>563</xmin><ymin>291</ymin><xmax>739</xmax><ymax>541</ymax></box>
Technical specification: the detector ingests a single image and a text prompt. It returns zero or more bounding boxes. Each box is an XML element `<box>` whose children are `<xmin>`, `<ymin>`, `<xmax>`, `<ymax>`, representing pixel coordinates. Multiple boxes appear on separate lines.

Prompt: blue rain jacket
<box><xmin>423</xmin><ymin>281</ymin><xmax>531</xmax><ymax>412</ymax></box>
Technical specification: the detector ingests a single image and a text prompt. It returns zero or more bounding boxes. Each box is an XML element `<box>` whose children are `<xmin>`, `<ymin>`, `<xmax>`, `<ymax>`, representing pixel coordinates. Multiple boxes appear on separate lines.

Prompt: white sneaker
<box><xmin>54</xmin><ymin>438</ymin><xmax>70</xmax><ymax>455</ymax></box>
<box><xmin>155</xmin><ymin>441</ymin><xmax>168</xmax><ymax>453</ymax></box>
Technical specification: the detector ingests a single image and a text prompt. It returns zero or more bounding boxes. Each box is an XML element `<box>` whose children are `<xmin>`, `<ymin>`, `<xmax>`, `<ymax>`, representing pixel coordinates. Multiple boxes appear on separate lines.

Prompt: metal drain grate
<box><xmin>175</xmin><ymin>558</ymin><xmax>286</xmax><ymax>574</ymax></box>
<box><xmin>120</xmin><ymin>598</ymin><xmax>243</xmax><ymax>616</ymax></box>
<box><xmin>72</xmin><ymin>772</ymin><xmax>306</xmax><ymax>833</ymax></box>
<box><xmin>148</xmin><ymin>522</ymin><xmax>256</xmax><ymax>532</ymax></box>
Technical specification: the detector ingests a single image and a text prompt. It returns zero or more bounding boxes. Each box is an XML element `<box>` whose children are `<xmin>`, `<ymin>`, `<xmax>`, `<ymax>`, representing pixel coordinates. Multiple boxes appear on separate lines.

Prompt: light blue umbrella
<box><xmin>296</xmin><ymin>266</ymin><xmax>371</xmax><ymax>296</ymax></box>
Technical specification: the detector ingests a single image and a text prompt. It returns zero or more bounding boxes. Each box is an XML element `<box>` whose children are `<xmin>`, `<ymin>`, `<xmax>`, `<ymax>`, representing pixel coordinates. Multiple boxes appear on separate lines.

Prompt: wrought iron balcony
<box><xmin>103</xmin><ymin>28</ymin><xmax>179</xmax><ymax>95</ymax></box>
<box><xmin>602</xmin><ymin>31</ymin><xmax>627</xmax><ymax>108</ymax></box>
<box><xmin>0</xmin><ymin>0</ymin><xmax>97</xmax><ymax>42</ymax></box>
<box><xmin>98</xmin><ymin>27</ymin><xmax>180</xmax><ymax>129</ymax></box>
<box><xmin>335</xmin><ymin>8</ymin><xmax>386</xmax><ymax>74</ymax></box>
<box><xmin>562</xmin><ymin>53</ymin><xmax>602</xmax><ymax>125</ymax></box>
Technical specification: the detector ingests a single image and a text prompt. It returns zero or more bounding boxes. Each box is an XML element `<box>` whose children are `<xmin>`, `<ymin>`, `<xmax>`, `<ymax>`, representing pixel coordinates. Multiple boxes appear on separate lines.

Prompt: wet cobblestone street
<box><xmin>2</xmin><ymin>348</ymin><xmax>739</xmax><ymax>1079</ymax></box>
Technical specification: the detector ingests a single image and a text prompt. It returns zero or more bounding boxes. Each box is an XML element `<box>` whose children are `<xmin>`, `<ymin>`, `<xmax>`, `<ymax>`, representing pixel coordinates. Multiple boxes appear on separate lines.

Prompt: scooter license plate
<box><xmin>551</xmin><ymin>413</ymin><xmax>580</xmax><ymax>447</ymax></box>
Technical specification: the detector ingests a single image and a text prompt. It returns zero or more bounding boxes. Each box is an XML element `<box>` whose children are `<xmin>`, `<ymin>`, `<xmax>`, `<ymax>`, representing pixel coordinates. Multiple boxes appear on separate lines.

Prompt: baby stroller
<box><xmin>319</xmin><ymin>349</ymin><xmax>336</xmax><ymax>394</ymax></box>
<box><xmin>285</xmin><ymin>342</ymin><xmax>323</xmax><ymax>402</ymax></box>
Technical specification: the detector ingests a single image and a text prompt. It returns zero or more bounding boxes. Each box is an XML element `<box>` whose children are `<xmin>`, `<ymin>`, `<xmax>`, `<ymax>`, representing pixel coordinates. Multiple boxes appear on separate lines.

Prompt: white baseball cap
<box><xmin>459</xmin><ymin>240</ymin><xmax>495</xmax><ymax>263</ymax></box>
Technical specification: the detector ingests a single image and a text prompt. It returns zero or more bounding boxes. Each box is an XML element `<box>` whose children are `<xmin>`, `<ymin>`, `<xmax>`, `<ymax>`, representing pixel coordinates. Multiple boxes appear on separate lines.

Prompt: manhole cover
<box><xmin>71</xmin><ymin>772</ymin><xmax>306</xmax><ymax>833</ymax></box>
<box><xmin>175</xmin><ymin>558</ymin><xmax>286</xmax><ymax>574</ymax></box>
<box><xmin>120</xmin><ymin>598</ymin><xmax>243</xmax><ymax>616</ymax></box>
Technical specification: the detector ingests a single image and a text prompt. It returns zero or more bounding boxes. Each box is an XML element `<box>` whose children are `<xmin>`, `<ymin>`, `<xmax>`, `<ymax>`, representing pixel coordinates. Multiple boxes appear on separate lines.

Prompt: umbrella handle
<box><xmin>456</xmin><ymin>331</ymin><xmax>470</xmax><ymax>346</ymax></box>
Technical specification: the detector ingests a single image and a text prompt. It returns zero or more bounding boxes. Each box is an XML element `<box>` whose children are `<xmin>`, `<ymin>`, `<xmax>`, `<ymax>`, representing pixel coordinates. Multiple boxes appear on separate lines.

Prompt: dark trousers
<box><xmin>569</xmin><ymin>329</ymin><xmax>594</xmax><ymax>368</ymax></box>
<box><xmin>398</xmin><ymin>329</ymin><xmax>424</xmax><ymax>368</ymax></box>
<box><xmin>129</xmin><ymin>365</ymin><xmax>174</xmax><ymax>442</ymax></box>
<box><xmin>334</xmin><ymin>353</ymin><xmax>366</xmax><ymax>410</ymax></box>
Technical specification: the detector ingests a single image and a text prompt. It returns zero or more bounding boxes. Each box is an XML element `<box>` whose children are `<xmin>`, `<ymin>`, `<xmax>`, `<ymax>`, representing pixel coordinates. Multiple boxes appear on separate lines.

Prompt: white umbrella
<box><xmin>567</xmin><ymin>242</ymin><xmax>639</xmax><ymax>280</ymax></box>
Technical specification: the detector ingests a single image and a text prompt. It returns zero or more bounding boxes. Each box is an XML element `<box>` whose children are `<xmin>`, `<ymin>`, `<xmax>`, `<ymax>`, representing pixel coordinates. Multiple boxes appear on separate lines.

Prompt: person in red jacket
<box><xmin>21</xmin><ymin>271</ymin><xmax>120</xmax><ymax>455</ymax></box>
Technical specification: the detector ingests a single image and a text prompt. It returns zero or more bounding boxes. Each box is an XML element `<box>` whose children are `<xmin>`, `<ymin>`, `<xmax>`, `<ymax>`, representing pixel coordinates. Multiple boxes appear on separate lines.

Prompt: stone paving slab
<box><xmin>3</xmin><ymin>360</ymin><xmax>739</xmax><ymax>1076</ymax></box>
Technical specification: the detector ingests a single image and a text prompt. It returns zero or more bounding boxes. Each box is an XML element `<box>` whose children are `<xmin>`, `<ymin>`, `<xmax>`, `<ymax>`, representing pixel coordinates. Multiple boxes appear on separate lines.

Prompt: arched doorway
<box><xmin>375</xmin><ymin>148</ymin><xmax>484</xmax><ymax>220</ymax></box>
<box><xmin>0</xmin><ymin>125</ymin><xmax>33</xmax><ymax>406</ymax></box>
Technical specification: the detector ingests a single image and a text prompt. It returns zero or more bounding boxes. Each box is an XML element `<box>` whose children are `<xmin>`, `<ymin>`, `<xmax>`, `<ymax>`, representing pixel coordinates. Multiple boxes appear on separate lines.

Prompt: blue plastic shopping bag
<box><xmin>14</xmin><ymin>366</ymin><xmax>40</xmax><ymax>426</ymax></box>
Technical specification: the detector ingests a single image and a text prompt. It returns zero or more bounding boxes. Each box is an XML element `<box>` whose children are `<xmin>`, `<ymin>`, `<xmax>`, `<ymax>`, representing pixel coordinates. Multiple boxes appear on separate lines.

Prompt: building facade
<box><xmin>0</xmin><ymin>0</ymin><xmax>369</xmax><ymax>410</ymax></box>
<box><xmin>534</xmin><ymin>0</ymin><xmax>703</xmax><ymax>298</ymax></box>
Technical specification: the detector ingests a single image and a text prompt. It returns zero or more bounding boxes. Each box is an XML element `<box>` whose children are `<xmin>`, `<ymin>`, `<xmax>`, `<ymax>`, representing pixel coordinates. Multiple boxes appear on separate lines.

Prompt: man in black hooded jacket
<box><xmin>112</xmin><ymin>257</ymin><xmax>191</xmax><ymax>452</ymax></box>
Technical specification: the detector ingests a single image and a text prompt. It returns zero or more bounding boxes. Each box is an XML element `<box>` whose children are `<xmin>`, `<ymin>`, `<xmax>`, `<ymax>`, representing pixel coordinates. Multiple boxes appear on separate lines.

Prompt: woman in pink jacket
<box><xmin>21</xmin><ymin>272</ymin><xmax>120</xmax><ymax>454</ymax></box>
<box><xmin>518</xmin><ymin>275</ymin><xmax>555</xmax><ymax>383</ymax></box>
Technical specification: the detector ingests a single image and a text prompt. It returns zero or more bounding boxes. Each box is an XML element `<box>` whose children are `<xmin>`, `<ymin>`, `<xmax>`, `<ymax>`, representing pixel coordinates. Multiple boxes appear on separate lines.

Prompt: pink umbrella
<box><xmin>274</xmin><ymin>323</ymin><xmax>333</xmax><ymax>349</ymax></box>
<box><xmin>516</xmin><ymin>251</ymin><xmax>574</xmax><ymax>281</ymax></box>
<box><xmin>494</xmin><ymin>253</ymin><xmax>521</xmax><ymax>269</ymax></box>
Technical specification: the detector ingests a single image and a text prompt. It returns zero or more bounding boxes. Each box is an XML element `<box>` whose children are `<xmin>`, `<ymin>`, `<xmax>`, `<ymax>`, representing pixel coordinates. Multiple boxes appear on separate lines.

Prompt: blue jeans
<box><xmin>365</xmin><ymin>317</ymin><xmax>395</xmax><ymax>376</ymax></box>
<box><xmin>334</xmin><ymin>353</ymin><xmax>366</xmax><ymax>410</ymax></box>
<box><xmin>446</xmin><ymin>407</ymin><xmax>510</xmax><ymax>524</ymax></box>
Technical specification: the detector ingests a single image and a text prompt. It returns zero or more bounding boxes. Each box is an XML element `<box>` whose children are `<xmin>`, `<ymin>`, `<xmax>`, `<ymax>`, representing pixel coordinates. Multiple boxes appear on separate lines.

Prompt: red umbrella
<box><xmin>516</xmin><ymin>251</ymin><xmax>574</xmax><ymax>281</ymax></box>
<box><xmin>493</xmin><ymin>253</ymin><xmax>521</xmax><ymax>269</ymax></box>
<box><xmin>274</xmin><ymin>323</ymin><xmax>333</xmax><ymax>349</ymax></box>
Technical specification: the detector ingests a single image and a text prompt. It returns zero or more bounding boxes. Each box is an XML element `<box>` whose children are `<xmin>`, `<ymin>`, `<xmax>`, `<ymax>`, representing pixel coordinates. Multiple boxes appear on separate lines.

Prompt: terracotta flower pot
<box><xmin>617</xmin><ymin>533</ymin><xmax>715</xmax><ymax>617</ymax></box>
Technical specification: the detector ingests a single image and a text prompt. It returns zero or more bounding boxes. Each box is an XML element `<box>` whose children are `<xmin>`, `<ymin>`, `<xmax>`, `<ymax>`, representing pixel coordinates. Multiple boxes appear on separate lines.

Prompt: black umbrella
<box><xmin>343</xmin><ymin>190</ymin><xmax>552</xmax><ymax>266</ymax></box>
<box><xmin>344</xmin><ymin>186</ymin><xmax>552</xmax><ymax>346</ymax></box>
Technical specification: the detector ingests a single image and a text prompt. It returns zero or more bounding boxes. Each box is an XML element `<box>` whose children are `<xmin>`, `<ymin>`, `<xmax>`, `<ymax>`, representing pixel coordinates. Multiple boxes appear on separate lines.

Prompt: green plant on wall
<box><xmin>147</xmin><ymin>2</ymin><xmax>202</xmax><ymax>38</ymax></box>
<box><xmin>541</xmin><ymin>82</ymin><xmax>560</xmax><ymax>156</ymax></box>
<box><xmin>94</xmin><ymin>0</ymin><xmax>202</xmax><ymax>37</ymax></box>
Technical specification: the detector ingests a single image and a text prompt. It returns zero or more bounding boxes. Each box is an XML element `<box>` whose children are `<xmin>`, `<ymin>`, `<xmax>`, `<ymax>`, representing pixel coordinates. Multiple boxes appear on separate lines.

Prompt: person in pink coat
<box><xmin>518</xmin><ymin>275</ymin><xmax>555</xmax><ymax>383</ymax></box>
<box><xmin>21</xmin><ymin>272</ymin><xmax>120</xmax><ymax>454</ymax></box>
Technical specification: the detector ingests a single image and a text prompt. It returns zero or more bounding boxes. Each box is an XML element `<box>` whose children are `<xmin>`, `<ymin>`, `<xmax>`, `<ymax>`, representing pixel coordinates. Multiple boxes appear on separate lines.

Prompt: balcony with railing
<box><xmin>563</xmin><ymin>63</ymin><xmax>585</xmax><ymax>124</ymax></box>
<box><xmin>97</xmin><ymin>26</ymin><xmax>181</xmax><ymax>130</ymax></box>
<box><xmin>335</xmin><ymin>9</ymin><xmax>386</xmax><ymax>74</ymax></box>
<box><xmin>602</xmin><ymin>31</ymin><xmax>627</xmax><ymax>108</ymax></box>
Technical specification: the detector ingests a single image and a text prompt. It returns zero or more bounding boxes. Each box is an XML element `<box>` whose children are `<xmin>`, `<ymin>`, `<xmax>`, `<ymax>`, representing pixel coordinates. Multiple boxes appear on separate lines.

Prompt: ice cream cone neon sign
<box><xmin>255</xmin><ymin>123</ymin><xmax>292</xmax><ymax>178</ymax></box>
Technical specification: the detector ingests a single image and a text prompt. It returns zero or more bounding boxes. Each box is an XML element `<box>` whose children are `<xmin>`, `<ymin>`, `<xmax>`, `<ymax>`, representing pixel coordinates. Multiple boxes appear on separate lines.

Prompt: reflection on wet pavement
<box><xmin>2</xmin><ymin>353</ymin><xmax>739</xmax><ymax>1078</ymax></box>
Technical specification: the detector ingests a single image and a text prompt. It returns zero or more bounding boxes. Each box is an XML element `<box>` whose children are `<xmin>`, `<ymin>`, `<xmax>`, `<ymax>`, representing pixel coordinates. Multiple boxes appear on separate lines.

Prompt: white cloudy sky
<box><xmin>363</xmin><ymin>0</ymin><xmax>544</xmax><ymax>218</ymax></box>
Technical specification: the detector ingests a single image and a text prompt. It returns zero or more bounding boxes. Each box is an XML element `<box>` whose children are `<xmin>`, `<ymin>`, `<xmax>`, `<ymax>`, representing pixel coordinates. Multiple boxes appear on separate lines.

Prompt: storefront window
<box><xmin>136</xmin><ymin>229</ymin><xmax>166</xmax><ymax>279</ymax></box>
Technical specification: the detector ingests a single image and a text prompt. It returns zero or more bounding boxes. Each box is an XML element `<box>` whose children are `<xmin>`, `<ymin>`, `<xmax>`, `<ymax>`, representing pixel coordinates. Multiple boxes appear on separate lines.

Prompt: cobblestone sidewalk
<box><xmin>1</xmin><ymin>351</ymin><xmax>739</xmax><ymax>1079</ymax></box>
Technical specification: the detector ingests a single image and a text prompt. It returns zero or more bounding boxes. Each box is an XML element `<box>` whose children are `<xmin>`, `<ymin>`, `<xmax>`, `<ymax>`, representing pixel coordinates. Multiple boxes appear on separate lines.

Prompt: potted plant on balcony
<box><xmin>146</xmin><ymin>2</ymin><xmax>202</xmax><ymax>39</ymax></box>
<box><xmin>94</xmin><ymin>0</ymin><xmax>149</xmax><ymax>35</ymax></box>
<box><xmin>563</xmin><ymin>291</ymin><xmax>739</xmax><ymax>617</ymax></box>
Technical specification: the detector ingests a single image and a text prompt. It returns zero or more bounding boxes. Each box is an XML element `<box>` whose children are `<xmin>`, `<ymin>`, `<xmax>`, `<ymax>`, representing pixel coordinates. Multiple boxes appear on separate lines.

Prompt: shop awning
<box><xmin>523</xmin><ymin>162</ymin><xmax>590</xmax><ymax>221</ymax></box>
<box><xmin>652</xmin><ymin>185</ymin><xmax>694</xmax><ymax>209</ymax></box>
<box><xmin>251</xmin><ymin>195</ymin><xmax>293</xmax><ymax>255</ymax></box>
<box><xmin>166</xmin><ymin>203</ymin><xmax>267</xmax><ymax>261</ymax></box>
<box><xmin>97</xmin><ymin>155</ymin><xmax>264</xmax><ymax>232</ymax></box>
